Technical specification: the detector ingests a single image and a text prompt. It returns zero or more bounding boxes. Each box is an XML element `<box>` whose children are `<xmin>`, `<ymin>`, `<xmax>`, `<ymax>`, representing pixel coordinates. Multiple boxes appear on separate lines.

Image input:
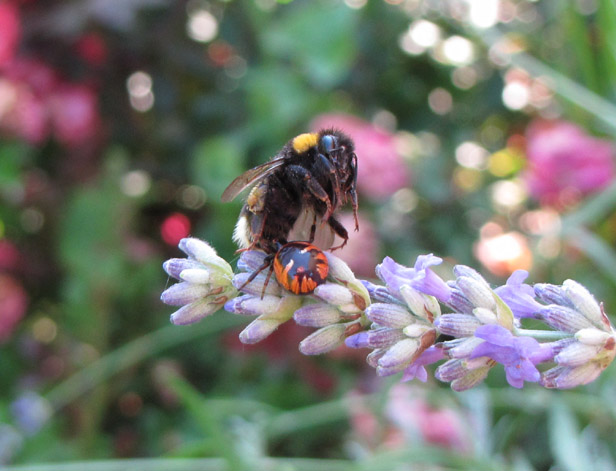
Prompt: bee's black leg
<box><xmin>327</xmin><ymin>215</ymin><xmax>349</xmax><ymax>251</ymax></box>
<box><xmin>309</xmin><ymin>212</ymin><xmax>317</xmax><ymax>243</ymax></box>
<box><xmin>285</xmin><ymin>164</ymin><xmax>333</xmax><ymax>223</ymax></box>
<box><xmin>238</xmin><ymin>254</ymin><xmax>275</xmax><ymax>295</ymax></box>
<box><xmin>315</xmin><ymin>153</ymin><xmax>340</xmax><ymax>213</ymax></box>
<box><xmin>260</xmin><ymin>263</ymin><xmax>275</xmax><ymax>299</ymax></box>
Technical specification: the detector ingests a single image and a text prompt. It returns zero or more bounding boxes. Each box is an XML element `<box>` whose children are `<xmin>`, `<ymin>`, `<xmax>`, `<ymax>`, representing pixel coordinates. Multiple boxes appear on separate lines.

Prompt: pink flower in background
<box><xmin>385</xmin><ymin>384</ymin><xmax>471</xmax><ymax>452</ymax></box>
<box><xmin>311</xmin><ymin>113</ymin><xmax>410</xmax><ymax>200</ymax></box>
<box><xmin>49</xmin><ymin>84</ymin><xmax>101</xmax><ymax>146</ymax></box>
<box><xmin>3</xmin><ymin>58</ymin><xmax>59</xmax><ymax>96</ymax></box>
<box><xmin>332</xmin><ymin>212</ymin><xmax>380</xmax><ymax>278</ymax></box>
<box><xmin>523</xmin><ymin>120</ymin><xmax>615</xmax><ymax>207</ymax></box>
<box><xmin>0</xmin><ymin>79</ymin><xmax>49</xmax><ymax>144</ymax></box>
<box><xmin>348</xmin><ymin>384</ymin><xmax>471</xmax><ymax>452</ymax></box>
<box><xmin>0</xmin><ymin>274</ymin><xmax>27</xmax><ymax>342</ymax></box>
<box><xmin>0</xmin><ymin>58</ymin><xmax>101</xmax><ymax>146</ymax></box>
<box><xmin>0</xmin><ymin>2</ymin><xmax>20</xmax><ymax>66</ymax></box>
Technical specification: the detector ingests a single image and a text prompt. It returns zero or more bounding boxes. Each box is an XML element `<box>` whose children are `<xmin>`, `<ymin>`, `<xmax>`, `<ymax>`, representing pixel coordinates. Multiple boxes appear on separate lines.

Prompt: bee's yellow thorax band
<box><xmin>292</xmin><ymin>133</ymin><xmax>319</xmax><ymax>153</ymax></box>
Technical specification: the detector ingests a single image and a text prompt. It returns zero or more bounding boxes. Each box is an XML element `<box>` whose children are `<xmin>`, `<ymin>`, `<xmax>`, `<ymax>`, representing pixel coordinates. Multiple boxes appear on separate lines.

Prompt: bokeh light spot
<box><xmin>455</xmin><ymin>141</ymin><xmax>488</xmax><ymax>169</ymax></box>
<box><xmin>428</xmin><ymin>88</ymin><xmax>453</xmax><ymax>115</ymax></box>
<box><xmin>442</xmin><ymin>36</ymin><xmax>474</xmax><ymax>65</ymax></box>
<box><xmin>127</xmin><ymin>71</ymin><xmax>154</xmax><ymax>112</ymax></box>
<box><xmin>32</xmin><ymin>317</ymin><xmax>57</xmax><ymax>344</ymax></box>
<box><xmin>187</xmin><ymin>10</ymin><xmax>219</xmax><ymax>43</ymax></box>
<box><xmin>121</xmin><ymin>170</ymin><xmax>151</xmax><ymax>197</ymax></box>
<box><xmin>177</xmin><ymin>185</ymin><xmax>207</xmax><ymax>209</ymax></box>
<box><xmin>161</xmin><ymin>213</ymin><xmax>191</xmax><ymax>246</ymax></box>
<box><xmin>20</xmin><ymin>208</ymin><xmax>44</xmax><ymax>233</ymax></box>
<box><xmin>502</xmin><ymin>81</ymin><xmax>529</xmax><ymax>110</ymax></box>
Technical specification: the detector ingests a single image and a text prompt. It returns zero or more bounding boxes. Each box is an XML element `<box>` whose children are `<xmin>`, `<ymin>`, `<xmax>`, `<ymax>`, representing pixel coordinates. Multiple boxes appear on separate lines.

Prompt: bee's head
<box><xmin>319</xmin><ymin>134</ymin><xmax>338</xmax><ymax>154</ymax></box>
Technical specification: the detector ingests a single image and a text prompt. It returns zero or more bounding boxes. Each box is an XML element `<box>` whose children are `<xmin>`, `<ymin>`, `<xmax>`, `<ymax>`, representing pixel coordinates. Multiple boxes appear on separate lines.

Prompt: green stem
<box><xmin>514</xmin><ymin>327</ymin><xmax>572</xmax><ymax>341</ymax></box>
<box><xmin>45</xmin><ymin>313</ymin><xmax>244</xmax><ymax>413</ymax></box>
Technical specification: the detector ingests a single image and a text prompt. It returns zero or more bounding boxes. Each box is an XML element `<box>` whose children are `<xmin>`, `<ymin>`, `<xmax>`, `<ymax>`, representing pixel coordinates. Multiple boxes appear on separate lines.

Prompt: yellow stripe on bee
<box><xmin>292</xmin><ymin>133</ymin><xmax>319</xmax><ymax>153</ymax></box>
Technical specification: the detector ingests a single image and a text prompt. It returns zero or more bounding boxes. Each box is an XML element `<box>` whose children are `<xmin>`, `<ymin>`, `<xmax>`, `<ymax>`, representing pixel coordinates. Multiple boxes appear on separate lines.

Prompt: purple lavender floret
<box><xmin>494</xmin><ymin>270</ymin><xmax>545</xmax><ymax>319</ymax></box>
<box><xmin>469</xmin><ymin>325</ymin><xmax>544</xmax><ymax>388</ymax></box>
<box><xmin>376</xmin><ymin>255</ymin><xmax>452</xmax><ymax>303</ymax></box>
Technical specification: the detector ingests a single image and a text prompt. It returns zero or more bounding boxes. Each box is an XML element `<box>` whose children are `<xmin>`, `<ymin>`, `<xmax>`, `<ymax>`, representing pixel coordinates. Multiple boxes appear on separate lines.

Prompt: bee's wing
<box><xmin>288</xmin><ymin>208</ymin><xmax>335</xmax><ymax>251</ymax></box>
<box><xmin>221</xmin><ymin>158</ymin><xmax>286</xmax><ymax>202</ymax></box>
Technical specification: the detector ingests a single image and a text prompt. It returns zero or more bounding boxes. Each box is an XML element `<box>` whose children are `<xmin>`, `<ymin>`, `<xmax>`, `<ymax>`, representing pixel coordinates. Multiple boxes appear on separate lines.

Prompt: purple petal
<box><xmin>494</xmin><ymin>270</ymin><xmax>544</xmax><ymax>319</ymax></box>
<box><xmin>410</xmin><ymin>269</ymin><xmax>452</xmax><ymax>303</ymax></box>
<box><xmin>474</xmin><ymin>324</ymin><xmax>515</xmax><ymax>347</ymax></box>
<box><xmin>345</xmin><ymin>331</ymin><xmax>371</xmax><ymax>349</ymax></box>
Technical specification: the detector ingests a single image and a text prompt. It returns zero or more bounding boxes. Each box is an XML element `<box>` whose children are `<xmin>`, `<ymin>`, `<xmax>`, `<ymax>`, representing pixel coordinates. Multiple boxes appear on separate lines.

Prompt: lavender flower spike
<box><xmin>161</xmin><ymin>238</ymin><xmax>616</xmax><ymax>391</ymax></box>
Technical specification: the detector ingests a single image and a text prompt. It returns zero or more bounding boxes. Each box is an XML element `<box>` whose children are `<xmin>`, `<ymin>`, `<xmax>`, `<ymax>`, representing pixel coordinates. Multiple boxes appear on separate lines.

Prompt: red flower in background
<box><xmin>75</xmin><ymin>33</ymin><xmax>109</xmax><ymax>67</ymax></box>
<box><xmin>311</xmin><ymin>113</ymin><xmax>410</xmax><ymax>200</ymax></box>
<box><xmin>0</xmin><ymin>2</ymin><xmax>20</xmax><ymax>66</ymax></box>
<box><xmin>523</xmin><ymin>120</ymin><xmax>615</xmax><ymax>207</ymax></box>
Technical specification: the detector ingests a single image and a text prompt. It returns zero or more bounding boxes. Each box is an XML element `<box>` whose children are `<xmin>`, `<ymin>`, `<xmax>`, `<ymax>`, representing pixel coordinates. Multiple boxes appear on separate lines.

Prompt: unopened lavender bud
<box><xmin>451</xmin><ymin>366</ymin><xmax>491</xmax><ymax>392</ymax></box>
<box><xmin>363</xmin><ymin>328</ymin><xmax>407</xmax><ymax>348</ymax></box>
<box><xmin>345</xmin><ymin>331</ymin><xmax>371</xmax><ymax>348</ymax></box>
<box><xmin>163</xmin><ymin>258</ymin><xmax>203</xmax><ymax>279</ymax></box>
<box><xmin>554</xmin><ymin>342</ymin><xmax>602</xmax><ymax>367</ymax></box>
<box><xmin>456</xmin><ymin>276</ymin><xmax>496</xmax><ymax>310</ymax></box>
<box><xmin>472</xmin><ymin>307</ymin><xmax>497</xmax><ymax>325</ymax></box>
<box><xmin>299</xmin><ymin>323</ymin><xmax>347</xmax><ymax>355</ymax></box>
<box><xmin>325</xmin><ymin>252</ymin><xmax>355</xmax><ymax>284</ymax></box>
<box><xmin>161</xmin><ymin>282</ymin><xmax>213</xmax><ymax>306</ymax></box>
<box><xmin>435</xmin><ymin>314</ymin><xmax>482</xmax><ymax>337</ymax></box>
<box><xmin>239</xmin><ymin>318</ymin><xmax>283</xmax><ymax>344</ymax></box>
<box><xmin>179</xmin><ymin>268</ymin><xmax>210</xmax><ymax>284</ymax></box>
<box><xmin>170</xmin><ymin>300</ymin><xmax>221</xmax><ymax>325</ymax></box>
<box><xmin>442</xmin><ymin>337</ymin><xmax>483</xmax><ymax>359</ymax></box>
<box><xmin>179</xmin><ymin>237</ymin><xmax>218</xmax><ymax>262</ymax></box>
<box><xmin>435</xmin><ymin>359</ymin><xmax>467</xmax><ymax>382</ymax></box>
<box><xmin>326</xmin><ymin>253</ymin><xmax>371</xmax><ymax>307</ymax></box>
<box><xmin>399</xmin><ymin>285</ymin><xmax>440</xmax><ymax>321</ymax></box>
<box><xmin>314</xmin><ymin>283</ymin><xmax>354</xmax><ymax>306</ymax></box>
<box><xmin>294</xmin><ymin>304</ymin><xmax>341</xmax><ymax>327</ymax></box>
<box><xmin>575</xmin><ymin>328</ymin><xmax>613</xmax><ymax>346</ymax></box>
<box><xmin>539</xmin><ymin>305</ymin><xmax>594</xmax><ymax>333</ymax></box>
<box><xmin>362</xmin><ymin>280</ymin><xmax>402</xmax><ymax>305</ymax></box>
<box><xmin>435</xmin><ymin>358</ymin><xmax>491</xmax><ymax>391</ymax></box>
<box><xmin>224</xmin><ymin>294</ymin><xmax>281</xmax><ymax>316</ymax></box>
<box><xmin>365</xmin><ymin>303</ymin><xmax>415</xmax><ymax>329</ymax></box>
<box><xmin>534</xmin><ymin>283</ymin><xmax>573</xmax><ymax>307</ymax></box>
<box><xmin>402</xmin><ymin>324</ymin><xmax>432</xmax><ymax>338</ymax></box>
<box><xmin>378</xmin><ymin>338</ymin><xmax>419</xmax><ymax>369</ymax></box>
<box><xmin>366</xmin><ymin>348</ymin><xmax>386</xmax><ymax>368</ymax></box>
<box><xmin>232</xmin><ymin>272</ymin><xmax>282</xmax><ymax>297</ymax></box>
<box><xmin>563</xmin><ymin>280</ymin><xmax>605</xmax><ymax>329</ymax></box>
<box><xmin>447</xmin><ymin>286</ymin><xmax>475</xmax><ymax>314</ymax></box>
<box><xmin>541</xmin><ymin>364</ymin><xmax>603</xmax><ymax>389</ymax></box>
<box><xmin>237</xmin><ymin>250</ymin><xmax>267</xmax><ymax>272</ymax></box>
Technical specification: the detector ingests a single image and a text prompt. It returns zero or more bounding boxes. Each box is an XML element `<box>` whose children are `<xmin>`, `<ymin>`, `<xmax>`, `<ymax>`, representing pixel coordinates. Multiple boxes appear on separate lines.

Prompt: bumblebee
<box><xmin>221</xmin><ymin>129</ymin><xmax>359</xmax><ymax>254</ymax></box>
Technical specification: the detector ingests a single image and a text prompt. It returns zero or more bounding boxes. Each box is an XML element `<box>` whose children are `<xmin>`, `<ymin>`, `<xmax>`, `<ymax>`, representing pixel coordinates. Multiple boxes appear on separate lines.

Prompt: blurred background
<box><xmin>2</xmin><ymin>0</ymin><xmax>616</xmax><ymax>469</ymax></box>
